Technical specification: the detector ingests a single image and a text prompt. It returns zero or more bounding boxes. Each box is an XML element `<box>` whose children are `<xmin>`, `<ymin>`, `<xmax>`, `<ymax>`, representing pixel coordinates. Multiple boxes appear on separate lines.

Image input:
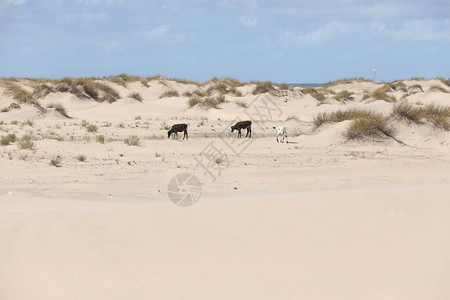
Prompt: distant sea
<box><xmin>289</xmin><ymin>83</ymin><xmax>323</xmax><ymax>87</ymax></box>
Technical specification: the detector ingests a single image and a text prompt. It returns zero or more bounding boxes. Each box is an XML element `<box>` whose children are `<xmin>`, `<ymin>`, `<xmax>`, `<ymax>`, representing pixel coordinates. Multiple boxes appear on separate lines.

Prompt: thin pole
<box><xmin>373</xmin><ymin>68</ymin><xmax>376</xmax><ymax>83</ymax></box>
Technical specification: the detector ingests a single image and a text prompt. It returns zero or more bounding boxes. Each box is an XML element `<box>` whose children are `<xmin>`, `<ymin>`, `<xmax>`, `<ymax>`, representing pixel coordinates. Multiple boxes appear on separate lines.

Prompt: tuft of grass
<box><xmin>345</xmin><ymin>117</ymin><xmax>395</xmax><ymax>140</ymax></box>
<box><xmin>77</xmin><ymin>154</ymin><xmax>87</xmax><ymax>162</ymax></box>
<box><xmin>0</xmin><ymin>133</ymin><xmax>17</xmax><ymax>146</ymax></box>
<box><xmin>286</xmin><ymin>115</ymin><xmax>299</xmax><ymax>121</ymax></box>
<box><xmin>321</xmin><ymin>77</ymin><xmax>371</xmax><ymax>88</ymax></box>
<box><xmin>392</xmin><ymin>102</ymin><xmax>450</xmax><ymax>130</ymax></box>
<box><xmin>86</xmin><ymin>124</ymin><xmax>98</xmax><ymax>133</ymax></box>
<box><xmin>199</xmin><ymin>95</ymin><xmax>226</xmax><ymax>109</ymax></box>
<box><xmin>17</xmin><ymin>134</ymin><xmax>34</xmax><ymax>150</ymax></box>
<box><xmin>159</xmin><ymin>90</ymin><xmax>179</xmax><ymax>98</ymax></box>
<box><xmin>124</xmin><ymin>135</ymin><xmax>141</xmax><ymax>146</ymax></box>
<box><xmin>10</xmin><ymin>120</ymin><xmax>19</xmax><ymax>125</ymax></box>
<box><xmin>302</xmin><ymin>87</ymin><xmax>326</xmax><ymax>101</ymax></box>
<box><xmin>428</xmin><ymin>85</ymin><xmax>449</xmax><ymax>93</ymax></box>
<box><xmin>252</xmin><ymin>81</ymin><xmax>276</xmax><ymax>95</ymax></box>
<box><xmin>47</xmin><ymin>102</ymin><xmax>70</xmax><ymax>118</ymax></box>
<box><xmin>313</xmin><ymin>109</ymin><xmax>380</xmax><ymax>129</ymax></box>
<box><xmin>3</xmin><ymin>82</ymin><xmax>31</xmax><ymax>103</ymax></box>
<box><xmin>437</xmin><ymin>77</ymin><xmax>450</xmax><ymax>87</ymax></box>
<box><xmin>372</xmin><ymin>87</ymin><xmax>396</xmax><ymax>102</ymax></box>
<box><xmin>128</xmin><ymin>92</ymin><xmax>143</xmax><ymax>101</ymax></box>
<box><xmin>333</xmin><ymin>90</ymin><xmax>353</xmax><ymax>101</ymax></box>
<box><xmin>96</xmin><ymin>134</ymin><xmax>105</xmax><ymax>144</ymax></box>
<box><xmin>188</xmin><ymin>96</ymin><xmax>202</xmax><ymax>107</ymax></box>
<box><xmin>50</xmin><ymin>156</ymin><xmax>62</xmax><ymax>167</ymax></box>
<box><xmin>235</xmin><ymin>99</ymin><xmax>248</xmax><ymax>108</ymax></box>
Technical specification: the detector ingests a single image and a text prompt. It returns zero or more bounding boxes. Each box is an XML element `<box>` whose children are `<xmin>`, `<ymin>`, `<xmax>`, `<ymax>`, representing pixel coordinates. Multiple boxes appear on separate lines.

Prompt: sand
<box><xmin>1</xmin><ymin>77</ymin><xmax>450</xmax><ymax>299</ymax></box>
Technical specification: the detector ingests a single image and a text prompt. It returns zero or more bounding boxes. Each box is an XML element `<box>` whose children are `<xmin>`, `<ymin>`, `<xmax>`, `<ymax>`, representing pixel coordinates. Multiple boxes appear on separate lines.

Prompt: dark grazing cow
<box><xmin>231</xmin><ymin>120</ymin><xmax>252</xmax><ymax>138</ymax></box>
<box><xmin>168</xmin><ymin>123</ymin><xmax>188</xmax><ymax>140</ymax></box>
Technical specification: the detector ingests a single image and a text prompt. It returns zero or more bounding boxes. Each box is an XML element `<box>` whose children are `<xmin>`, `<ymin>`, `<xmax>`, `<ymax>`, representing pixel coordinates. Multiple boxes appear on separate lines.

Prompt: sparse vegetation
<box><xmin>96</xmin><ymin>135</ymin><xmax>105</xmax><ymax>144</ymax></box>
<box><xmin>17</xmin><ymin>134</ymin><xmax>34</xmax><ymax>150</ymax></box>
<box><xmin>372</xmin><ymin>87</ymin><xmax>396</xmax><ymax>102</ymax></box>
<box><xmin>0</xmin><ymin>133</ymin><xmax>17</xmax><ymax>146</ymax></box>
<box><xmin>322</xmin><ymin>77</ymin><xmax>371</xmax><ymax>88</ymax></box>
<box><xmin>188</xmin><ymin>96</ymin><xmax>202</xmax><ymax>107</ymax></box>
<box><xmin>252</xmin><ymin>81</ymin><xmax>276</xmax><ymax>95</ymax></box>
<box><xmin>333</xmin><ymin>90</ymin><xmax>353</xmax><ymax>102</ymax></box>
<box><xmin>392</xmin><ymin>102</ymin><xmax>450</xmax><ymax>130</ymax></box>
<box><xmin>47</xmin><ymin>102</ymin><xmax>70</xmax><ymax>118</ymax></box>
<box><xmin>159</xmin><ymin>90</ymin><xmax>179</xmax><ymax>98</ymax></box>
<box><xmin>77</xmin><ymin>154</ymin><xmax>87</xmax><ymax>162</ymax></box>
<box><xmin>50</xmin><ymin>156</ymin><xmax>62</xmax><ymax>167</ymax></box>
<box><xmin>124</xmin><ymin>135</ymin><xmax>141</xmax><ymax>146</ymax></box>
<box><xmin>314</xmin><ymin>109</ymin><xmax>381</xmax><ymax>129</ymax></box>
<box><xmin>128</xmin><ymin>92</ymin><xmax>143</xmax><ymax>101</ymax></box>
<box><xmin>86</xmin><ymin>124</ymin><xmax>98</xmax><ymax>133</ymax></box>
<box><xmin>345</xmin><ymin>117</ymin><xmax>395</xmax><ymax>140</ymax></box>
<box><xmin>235</xmin><ymin>99</ymin><xmax>248</xmax><ymax>108</ymax></box>
<box><xmin>286</xmin><ymin>115</ymin><xmax>299</xmax><ymax>121</ymax></box>
<box><xmin>302</xmin><ymin>87</ymin><xmax>326</xmax><ymax>101</ymax></box>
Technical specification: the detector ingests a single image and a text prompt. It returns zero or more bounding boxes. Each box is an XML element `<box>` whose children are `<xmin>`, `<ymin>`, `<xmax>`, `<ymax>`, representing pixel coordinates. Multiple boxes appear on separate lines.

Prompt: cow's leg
<box><xmin>248</xmin><ymin>127</ymin><xmax>251</xmax><ymax>138</ymax></box>
<box><xmin>184</xmin><ymin>129</ymin><xmax>188</xmax><ymax>140</ymax></box>
<box><xmin>238</xmin><ymin>129</ymin><xmax>241</xmax><ymax>138</ymax></box>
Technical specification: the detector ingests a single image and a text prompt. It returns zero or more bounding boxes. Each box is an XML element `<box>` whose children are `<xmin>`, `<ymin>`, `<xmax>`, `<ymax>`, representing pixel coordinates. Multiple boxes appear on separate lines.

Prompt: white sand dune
<box><xmin>1</xmin><ymin>77</ymin><xmax>450</xmax><ymax>299</ymax></box>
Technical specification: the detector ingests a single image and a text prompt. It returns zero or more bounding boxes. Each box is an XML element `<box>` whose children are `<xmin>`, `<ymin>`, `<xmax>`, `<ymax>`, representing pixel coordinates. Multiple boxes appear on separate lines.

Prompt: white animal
<box><xmin>273</xmin><ymin>126</ymin><xmax>288</xmax><ymax>143</ymax></box>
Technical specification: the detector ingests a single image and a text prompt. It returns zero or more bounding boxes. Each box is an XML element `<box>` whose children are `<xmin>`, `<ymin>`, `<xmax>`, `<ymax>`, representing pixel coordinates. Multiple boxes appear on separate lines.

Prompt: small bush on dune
<box><xmin>188</xmin><ymin>96</ymin><xmax>202</xmax><ymax>107</ymax></box>
<box><xmin>50</xmin><ymin>156</ymin><xmax>62</xmax><ymax>167</ymax></box>
<box><xmin>18</xmin><ymin>134</ymin><xmax>34</xmax><ymax>150</ymax></box>
<box><xmin>86</xmin><ymin>124</ymin><xmax>98</xmax><ymax>133</ymax></box>
<box><xmin>313</xmin><ymin>109</ymin><xmax>380</xmax><ymax>129</ymax></box>
<box><xmin>128</xmin><ymin>92</ymin><xmax>143</xmax><ymax>101</ymax></box>
<box><xmin>124</xmin><ymin>135</ymin><xmax>141</xmax><ymax>146</ymax></box>
<box><xmin>252</xmin><ymin>81</ymin><xmax>276</xmax><ymax>95</ymax></box>
<box><xmin>159</xmin><ymin>90</ymin><xmax>179</xmax><ymax>98</ymax></box>
<box><xmin>0</xmin><ymin>133</ymin><xmax>17</xmax><ymax>146</ymax></box>
<box><xmin>322</xmin><ymin>77</ymin><xmax>371</xmax><ymax>88</ymax></box>
<box><xmin>437</xmin><ymin>77</ymin><xmax>450</xmax><ymax>87</ymax></box>
<box><xmin>371</xmin><ymin>87</ymin><xmax>396</xmax><ymax>102</ymax></box>
<box><xmin>302</xmin><ymin>87</ymin><xmax>326</xmax><ymax>101</ymax></box>
<box><xmin>235</xmin><ymin>99</ymin><xmax>248</xmax><ymax>108</ymax></box>
<box><xmin>345</xmin><ymin>117</ymin><xmax>395</xmax><ymax>140</ymax></box>
<box><xmin>3</xmin><ymin>82</ymin><xmax>31</xmax><ymax>103</ymax></box>
<box><xmin>392</xmin><ymin>102</ymin><xmax>450</xmax><ymax>130</ymax></box>
<box><xmin>334</xmin><ymin>90</ymin><xmax>353</xmax><ymax>101</ymax></box>
<box><xmin>428</xmin><ymin>85</ymin><xmax>449</xmax><ymax>93</ymax></box>
<box><xmin>47</xmin><ymin>102</ymin><xmax>69</xmax><ymax>118</ymax></box>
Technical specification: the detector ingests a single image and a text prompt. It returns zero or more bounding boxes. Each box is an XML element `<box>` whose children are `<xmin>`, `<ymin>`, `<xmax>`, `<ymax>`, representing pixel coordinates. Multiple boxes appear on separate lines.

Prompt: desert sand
<box><xmin>1</xmin><ymin>76</ymin><xmax>450</xmax><ymax>299</ymax></box>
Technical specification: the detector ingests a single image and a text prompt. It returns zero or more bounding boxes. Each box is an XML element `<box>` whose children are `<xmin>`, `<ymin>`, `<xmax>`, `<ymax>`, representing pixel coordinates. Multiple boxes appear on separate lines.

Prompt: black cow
<box><xmin>168</xmin><ymin>123</ymin><xmax>188</xmax><ymax>140</ymax></box>
<box><xmin>231</xmin><ymin>120</ymin><xmax>252</xmax><ymax>138</ymax></box>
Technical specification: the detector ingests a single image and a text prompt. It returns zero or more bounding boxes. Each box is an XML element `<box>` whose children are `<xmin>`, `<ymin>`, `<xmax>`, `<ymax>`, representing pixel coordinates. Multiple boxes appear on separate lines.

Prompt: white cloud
<box><xmin>372</xmin><ymin>20</ymin><xmax>450</xmax><ymax>42</ymax></box>
<box><xmin>240</xmin><ymin>16</ymin><xmax>259</xmax><ymax>28</ymax></box>
<box><xmin>285</xmin><ymin>21</ymin><xmax>352</xmax><ymax>44</ymax></box>
<box><xmin>142</xmin><ymin>25</ymin><xmax>171</xmax><ymax>40</ymax></box>
<box><xmin>4</xmin><ymin>0</ymin><xmax>26</xmax><ymax>5</ymax></box>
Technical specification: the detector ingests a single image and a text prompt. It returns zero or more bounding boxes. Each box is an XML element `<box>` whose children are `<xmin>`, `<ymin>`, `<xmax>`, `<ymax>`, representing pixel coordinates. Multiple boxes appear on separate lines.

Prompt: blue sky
<box><xmin>1</xmin><ymin>0</ymin><xmax>449</xmax><ymax>83</ymax></box>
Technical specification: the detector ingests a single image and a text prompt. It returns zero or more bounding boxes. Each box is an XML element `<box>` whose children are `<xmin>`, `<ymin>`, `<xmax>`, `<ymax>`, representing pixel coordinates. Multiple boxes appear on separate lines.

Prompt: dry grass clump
<box><xmin>124</xmin><ymin>135</ymin><xmax>141</xmax><ymax>146</ymax></box>
<box><xmin>302</xmin><ymin>87</ymin><xmax>326</xmax><ymax>101</ymax></box>
<box><xmin>17</xmin><ymin>134</ymin><xmax>34</xmax><ymax>150</ymax></box>
<box><xmin>345</xmin><ymin>117</ymin><xmax>395</xmax><ymax>140</ymax></box>
<box><xmin>3</xmin><ymin>82</ymin><xmax>31</xmax><ymax>103</ymax></box>
<box><xmin>388</xmin><ymin>81</ymin><xmax>407</xmax><ymax>92</ymax></box>
<box><xmin>86</xmin><ymin>124</ymin><xmax>98</xmax><ymax>133</ymax></box>
<box><xmin>188</xmin><ymin>96</ymin><xmax>202</xmax><ymax>107</ymax></box>
<box><xmin>0</xmin><ymin>133</ymin><xmax>17</xmax><ymax>146</ymax></box>
<box><xmin>286</xmin><ymin>115</ymin><xmax>299</xmax><ymax>121</ymax></box>
<box><xmin>159</xmin><ymin>90</ymin><xmax>179</xmax><ymax>98</ymax></box>
<box><xmin>128</xmin><ymin>92</ymin><xmax>143</xmax><ymax>101</ymax></box>
<box><xmin>105</xmin><ymin>74</ymin><xmax>142</xmax><ymax>87</ymax></box>
<box><xmin>392</xmin><ymin>102</ymin><xmax>450</xmax><ymax>130</ymax></box>
<box><xmin>371</xmin><ymin>87</ymin><xmax>396</xmax><ymax>102</ymax></box>
<box><xmin>199</xmin><ymin>95</ymin><xmax>226</xmax><ymax>109</ymax></box>
<box><xmin>407</xmin><ymin>84</ymin><xmax>424</xmax><ymax>94</ymax></box>
<box><xmin>252</xmin><ymin>81</ymin><xmax>277</xmax><ymax>95</ymax></box>
<box><xmin>437</xmin><ymin>77</ymin><xmax>450</xmax><ymax>87</ymax></box>
<box><xmin>314</xmin><ymin>109</ymin><xmax>380</xmax><ymax>129</ymax></box>
<box><xmin>47</xmin><ymin>102</ymin><xmax>69</xmax><ymax>118</ymax></box>
<box><xmin>428</xmin><ymin>85</ymin><xmax>449</xmax><ymax>93</ymax></box>
<box><xmin>322</xmin><ymin>77</ymin><xmax>371</xmax><ymax>88</ymax></box>
<box><xmin>333</xmin><ymin>90</ymin><xmax>353</xmax><ymax>102</ymax></box>
<box><xmin>235</xmin><ymin>99</ymin><xmax>248</xmax><ymax>108</ymax></box>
